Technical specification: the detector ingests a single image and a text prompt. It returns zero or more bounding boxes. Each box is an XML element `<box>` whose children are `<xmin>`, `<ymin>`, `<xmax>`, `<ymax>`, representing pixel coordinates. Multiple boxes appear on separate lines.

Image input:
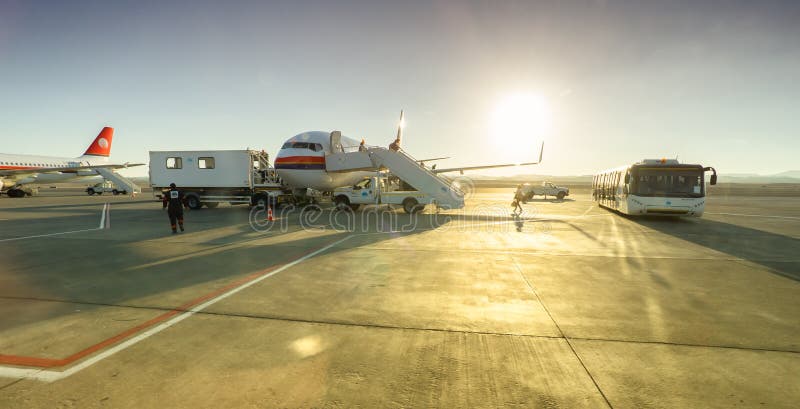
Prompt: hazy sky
<box><xmin>1</xmin><ymin>0</ymin><xmax>798</xmax><ymax>177</ymax></box>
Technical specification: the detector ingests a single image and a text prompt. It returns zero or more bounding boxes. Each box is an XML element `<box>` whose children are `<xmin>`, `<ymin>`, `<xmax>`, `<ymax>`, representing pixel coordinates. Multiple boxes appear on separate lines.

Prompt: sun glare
<box><xmin>490</xmin><ymin>93</ymin><xmax>551</xmax><ymax>147</ymax></box>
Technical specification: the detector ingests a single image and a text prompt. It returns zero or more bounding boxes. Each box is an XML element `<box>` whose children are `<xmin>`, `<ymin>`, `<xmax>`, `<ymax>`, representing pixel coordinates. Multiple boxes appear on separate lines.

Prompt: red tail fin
<box><xmin>83</xmin><ymin>127</ymin><xmax>114</xmax><ymax>157</ymax></box>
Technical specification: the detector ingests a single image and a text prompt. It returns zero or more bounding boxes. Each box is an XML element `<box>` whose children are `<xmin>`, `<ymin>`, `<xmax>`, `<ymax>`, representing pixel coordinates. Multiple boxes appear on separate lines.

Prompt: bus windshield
<box><xmin>631</xmin><ymin>167</ymin><xmax>704</xmax><ymax>197</ymax></box>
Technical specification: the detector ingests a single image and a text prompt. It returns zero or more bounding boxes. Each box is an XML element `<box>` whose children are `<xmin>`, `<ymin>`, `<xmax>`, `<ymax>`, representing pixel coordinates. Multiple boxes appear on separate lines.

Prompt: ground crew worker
<box><xmin>162</xmin><ymin>183</ymin><xmax>188</xmax><ymax>234</ymax></box>
<box><xmin>512</xmin><ymin>184</ymin><xmax>524</xmax><ymax>214</ymax></box>
<box><xmin>389</xmin><ymin>137</ymin><xmax>400</xmax><ymax>151</ymax></box>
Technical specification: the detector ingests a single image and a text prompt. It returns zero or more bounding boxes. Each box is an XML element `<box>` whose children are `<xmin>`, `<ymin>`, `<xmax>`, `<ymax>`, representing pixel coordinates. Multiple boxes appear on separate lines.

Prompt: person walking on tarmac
<box><xmin>512</xmin><ymin>184</ymin><xmax>525</xmax><ymax>215</ymax></box>
<box><xmin>163</xmin><ymin>183</ymin><xmax>188</xmax><ymax>234</ymax></box>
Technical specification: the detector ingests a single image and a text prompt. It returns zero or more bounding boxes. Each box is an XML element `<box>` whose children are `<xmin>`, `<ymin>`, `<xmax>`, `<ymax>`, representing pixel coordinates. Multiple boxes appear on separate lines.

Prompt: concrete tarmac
<box><xmin>0</xmin><ymin>189</ymin><xmax>798</xmax><ymax>408</ymax></box>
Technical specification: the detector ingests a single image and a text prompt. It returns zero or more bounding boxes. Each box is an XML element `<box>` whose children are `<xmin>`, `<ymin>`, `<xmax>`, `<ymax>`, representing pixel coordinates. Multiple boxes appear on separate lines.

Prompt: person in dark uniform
<box><xmin>162</xmin><ymin>183</ymin><xmax>188</xmax><ymax>234</ymax></box>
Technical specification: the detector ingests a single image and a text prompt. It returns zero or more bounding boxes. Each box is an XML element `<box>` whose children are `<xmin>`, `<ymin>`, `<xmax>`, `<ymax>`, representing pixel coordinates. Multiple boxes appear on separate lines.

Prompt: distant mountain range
<box><xmin>471</xmin><ymin>171</ymin><xmax>800</xmax><ymax>185</ymax></box>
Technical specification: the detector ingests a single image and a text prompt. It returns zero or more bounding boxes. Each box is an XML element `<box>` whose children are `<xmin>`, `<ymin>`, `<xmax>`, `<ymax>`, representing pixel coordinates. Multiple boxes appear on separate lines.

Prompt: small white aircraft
<box><xmin>0</xmin><ymin>127</ymin><xmax>143</xmax><ymax>197</ymax></box>
<box><xmin>273</xmin><ymin>111</ymin><xmax>544</xmax><ymax>195</ymax></box>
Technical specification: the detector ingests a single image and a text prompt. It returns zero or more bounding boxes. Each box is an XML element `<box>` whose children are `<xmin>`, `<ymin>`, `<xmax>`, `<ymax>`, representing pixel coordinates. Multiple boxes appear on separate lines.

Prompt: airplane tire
<box><xmin>87</xmin><ymin>189</ymin><xmax>95</xmax><ymax>196</ymax></box>
<box><xmin>252</xmin><ymin>194</ymin><xmax>270</xmax><ymax>209</ymax></box>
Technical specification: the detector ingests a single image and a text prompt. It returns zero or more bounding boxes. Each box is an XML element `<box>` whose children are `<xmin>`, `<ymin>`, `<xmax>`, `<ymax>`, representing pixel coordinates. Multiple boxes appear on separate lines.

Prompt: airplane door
<box><xmin>330</xmin><ymin>131</ymin><xmax>342</xmax><ymax>153</ymax></box>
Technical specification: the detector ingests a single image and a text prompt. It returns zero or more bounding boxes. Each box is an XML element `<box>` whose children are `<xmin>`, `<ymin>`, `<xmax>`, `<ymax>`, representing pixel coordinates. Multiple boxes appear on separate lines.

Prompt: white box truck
<box><xmin>149</xmin><ymin>150</ymin><xmax>290</xmax><ymax>209</ymax></box>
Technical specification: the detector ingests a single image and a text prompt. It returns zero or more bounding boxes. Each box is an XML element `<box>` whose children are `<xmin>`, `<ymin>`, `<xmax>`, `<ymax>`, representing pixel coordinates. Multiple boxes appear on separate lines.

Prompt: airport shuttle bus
<box><xmin>592</xmin><ymin>159</ymin><xmax>717</xmax><ymax>217</ymax></box>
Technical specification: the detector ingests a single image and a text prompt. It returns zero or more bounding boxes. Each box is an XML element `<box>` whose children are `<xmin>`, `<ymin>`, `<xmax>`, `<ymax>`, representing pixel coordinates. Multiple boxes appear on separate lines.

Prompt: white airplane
<box><xmin>0</xmin><ymin>127</ymin><xmax>142</xmax><ymax>197</ymax></box>
<box><xmin>273</xmin><ymin>111</ymin><xmax>544</xmax><ymax>195</ymax></box>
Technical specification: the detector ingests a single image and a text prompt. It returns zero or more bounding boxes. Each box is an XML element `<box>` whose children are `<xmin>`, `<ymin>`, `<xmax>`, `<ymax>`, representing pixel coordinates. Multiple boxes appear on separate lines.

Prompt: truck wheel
<box><xmin>403</xmin><ymin>198</ymin><xmax>422</xmax><ymax>214</ymax></box>
<box><xmin>334</xmin><ymin>195</ymin><xmax>352</xmax><ymax>211</ymax></box>
<box><xmin>112</xmin><ymin>189</ymin><xmax>119</xmax><ymax>195</ymax></box>
<box><xmin>185</xmin><ymin>194</ymin><xmax>202</xmax><ymax>210</ymax></box>
<box><xmin>205</xmin><ymin>202</ymin><xmax>219</xmax><ymax>209</ymax></box>
<box><xmin>557</xmin><ymin>192</ymin><xmax>565</xmax><ymax>200</ymax></box>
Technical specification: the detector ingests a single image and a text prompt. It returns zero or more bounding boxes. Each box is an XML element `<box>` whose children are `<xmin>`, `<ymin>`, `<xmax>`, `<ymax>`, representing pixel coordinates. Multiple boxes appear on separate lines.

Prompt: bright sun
<box><xmin>490</xmin><ymin>93</ymin><xmax>551</xmax><ymax>148</ymax></box>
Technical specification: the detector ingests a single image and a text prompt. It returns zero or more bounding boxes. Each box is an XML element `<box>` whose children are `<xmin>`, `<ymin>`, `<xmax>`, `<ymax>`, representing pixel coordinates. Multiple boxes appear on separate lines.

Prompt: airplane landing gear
<box><xmin>6</xmin><ymin>187</ymin><xmax>34</xmax><ymax>197</ymax></box>
<box><xmin>6</xmin><ymin>188</ymin><xmax>26</xmax><ymax>198</ymax></box>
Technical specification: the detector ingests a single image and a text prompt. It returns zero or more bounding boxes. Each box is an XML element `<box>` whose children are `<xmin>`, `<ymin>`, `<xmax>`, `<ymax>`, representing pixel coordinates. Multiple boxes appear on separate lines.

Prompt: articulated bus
<box><xmin>592</xmin><ymin>159</ymin><xmax>717</xmax><ymax>217</ymax></box>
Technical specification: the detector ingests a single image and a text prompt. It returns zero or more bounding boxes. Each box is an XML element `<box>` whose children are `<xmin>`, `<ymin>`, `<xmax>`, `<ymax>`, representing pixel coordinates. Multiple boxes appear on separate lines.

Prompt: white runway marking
<box><xmin>0</xmin><ymin>204</ymin><xmax>110</xmax><ymax>243</ymax></box>
<box><xmin>0</xmin><ymin>234</ymin><xmax>353</xmax><ymax>383</ymax></box>
<box><xmin>706</xmin><ymin>212</ymin><xmax>800</xmax><ymax>220</ymax></box>
<box><xmin>581</xmin><ymin>206</ymin><xmax>595</xmax><ymax>217</ymax></box>
<box><xmin>99</xmin><ymin>203</ymin><xmax>109</xmax><ymax>229</ymax></box>
<box><xmin>0</xmin><ymin>228</ymin><xmax>101</xmax><ymax>243</ymax></box>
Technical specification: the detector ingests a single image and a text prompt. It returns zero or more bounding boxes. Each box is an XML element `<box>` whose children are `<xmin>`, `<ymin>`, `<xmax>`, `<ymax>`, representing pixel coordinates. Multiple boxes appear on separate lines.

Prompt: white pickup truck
<box><xmin>520</xmin><ymin>181</ymin><xmax>570</xmax><ymax>201</ymax></box>
<box><xmin>333</xmin><ymin>176</ymin><xmax>435</xmax><ymax>214</ymax></box>
<box><xmin>86</xmin><ymin>181</ymin><xmax>128</xmax><ymax>196</ymax></box>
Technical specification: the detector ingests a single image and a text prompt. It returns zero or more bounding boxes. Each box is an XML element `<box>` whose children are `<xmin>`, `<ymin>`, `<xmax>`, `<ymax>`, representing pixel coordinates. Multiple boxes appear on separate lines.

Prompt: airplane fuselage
<box><xmin>0</xmin><ymin>153</ymin><xmax>107</xmax><ymax>187</ymax></box>
<box><xmin>274</xmin><ymin>131</ymin><xmax>374</xmax><ymax>191</ymax></box>
<box><xmin>0</xmin><ymin>127</ymin><xmax>116</xmax><ymax>192</ymax></box>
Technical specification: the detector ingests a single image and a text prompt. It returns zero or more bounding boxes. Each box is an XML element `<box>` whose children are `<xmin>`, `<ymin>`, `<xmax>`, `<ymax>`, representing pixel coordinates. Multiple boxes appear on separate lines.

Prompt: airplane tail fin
<box><xmin>83</xmin><ymin>127</ymin><xmax>114</xmax><ymax>157</ymax></box>
<box><xmin>395</xmin><ymin>110</ymin><xmax>404</xmax><ymax>145</ymax></box>
<box><xmin>538</xmin><ymin>141</ymin><xmax>544</xmax><ymax>164</ymax></box>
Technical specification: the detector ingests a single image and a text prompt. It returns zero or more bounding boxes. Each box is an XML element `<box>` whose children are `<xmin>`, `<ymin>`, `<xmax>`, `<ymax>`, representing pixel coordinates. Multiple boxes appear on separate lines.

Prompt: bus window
<box><xmin>632</xmin><ymin>167</ymin><xmax>703</xmax><ymax>197</ymax></box>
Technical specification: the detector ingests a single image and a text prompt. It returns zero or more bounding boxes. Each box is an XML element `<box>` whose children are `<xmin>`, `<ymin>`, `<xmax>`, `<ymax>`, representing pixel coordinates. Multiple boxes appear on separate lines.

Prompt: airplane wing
<box><xmin>0</xmin><ymin>163</ymin><xmax>145</xmax><ymax>177</ymax></box>
<box><xmin>417</xmin><ymin>157</ymin><xmax>451</xmax><ymax>163</ymax></box>
<box><xmin>431</xmin><ymin>142</ymin><xmax>544</xmax><ymax>175</ymax></box>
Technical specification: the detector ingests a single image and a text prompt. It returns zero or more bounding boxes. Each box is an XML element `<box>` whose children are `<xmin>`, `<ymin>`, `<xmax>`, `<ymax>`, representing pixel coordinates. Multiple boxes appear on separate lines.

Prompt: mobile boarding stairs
<box><xmin>325</xmin><ymin>147</ymin><xmax>466</xmax><ymax>210</ymax></box>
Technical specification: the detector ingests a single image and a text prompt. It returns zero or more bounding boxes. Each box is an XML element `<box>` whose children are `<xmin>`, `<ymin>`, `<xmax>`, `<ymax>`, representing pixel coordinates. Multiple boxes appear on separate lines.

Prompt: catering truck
<box><xmin>149</xmin><ymin>150</ymin><xmax>291</xmax><ymax>209</ymax></box>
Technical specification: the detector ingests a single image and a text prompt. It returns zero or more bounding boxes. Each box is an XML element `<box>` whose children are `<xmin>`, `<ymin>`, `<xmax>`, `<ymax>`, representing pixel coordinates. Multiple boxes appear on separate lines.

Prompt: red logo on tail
<box><xmin>83</xmin><ymin>127</ymin><xmax>114</xmax><ymax>157</ymax></box>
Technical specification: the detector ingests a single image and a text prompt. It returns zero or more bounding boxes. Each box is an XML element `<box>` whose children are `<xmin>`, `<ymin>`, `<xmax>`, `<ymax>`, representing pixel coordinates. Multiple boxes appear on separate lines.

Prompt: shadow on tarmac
<box><xmin>632</xmin><ymin>215</ymin><xmax>800</xmax><ymax>282</ymax></box>
<box><xmin>0</xmin><ymin>202</ymin><xmax>570</xmax><ymax>338</ymax></box>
